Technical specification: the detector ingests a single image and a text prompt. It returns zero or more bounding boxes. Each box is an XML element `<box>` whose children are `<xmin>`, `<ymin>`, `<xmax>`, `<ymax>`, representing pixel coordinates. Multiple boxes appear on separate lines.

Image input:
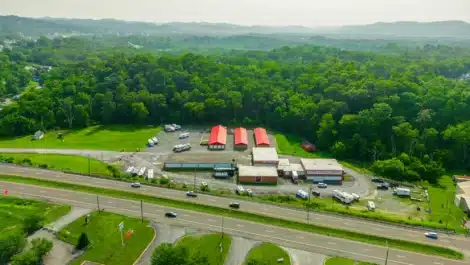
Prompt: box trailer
<box><xmin>394</xmin><ymin>187</ymin><xmax>411</xmax><ymax>197</ymax></box>
<box><xmin>173</xmin><ymin>143</ymin><xmax>191</xmax><ymax>153</ymax></box>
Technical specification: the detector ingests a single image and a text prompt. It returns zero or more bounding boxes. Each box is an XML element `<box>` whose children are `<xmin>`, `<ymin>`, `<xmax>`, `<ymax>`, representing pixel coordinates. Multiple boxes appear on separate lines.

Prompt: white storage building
<box><xmin>300</xmin><ymin>158</ymin><xmax>344</xmax><ymax>184</ymax></box>
<box><xmin>252</xmin><ymin>147</ymin><xmax>279</xmax><ymax>167</ymax></box>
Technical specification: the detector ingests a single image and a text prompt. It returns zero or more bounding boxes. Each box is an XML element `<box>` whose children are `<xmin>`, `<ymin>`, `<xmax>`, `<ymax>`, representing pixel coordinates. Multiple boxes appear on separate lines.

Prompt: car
<box><xmin>425</xmin><ymin>232</ymin><xmax>438</xmax><ymax>239</ymax></box>
<box><xmin>372</xmin><ymin>178</ymin><xmax>384</xmax><ymax>183</ymax></box>
<box><xmin>312</xmin><ymin>191</ymin><xmax>320</xmax><ymax>197</ymax></box>
<box><xmin>165</xmin><ymin>212</ymin><xmax>177</xmax><ymax>218</ymax></box>
<box><xmin>377</xmin><ymin>183</ymin><xmax>389</xmax><ymax>190</ymax></box>
<box><xmin>186</xmin><ymin>191</ymin><xmax>197</xmax><ymax>197</ymax></box>
<box><xmin>131</xmin><ymin>182</ymin><xmax>141</xmax><ymax>188</ymax></box>
<box><xmin>229</xmin><ymin>202</ymin><xmax>240</xmax><ymax>209</ymax></box>
<box><xmin>318</xmin><ymin>183</ymin><xmax>328</xmax><ymax>188</ymax></box>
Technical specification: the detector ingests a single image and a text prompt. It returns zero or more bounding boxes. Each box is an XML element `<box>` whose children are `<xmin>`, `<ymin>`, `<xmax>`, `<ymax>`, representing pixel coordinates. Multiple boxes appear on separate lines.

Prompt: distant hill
<box><xmin>1</xmin><ymin>15</ymin><xmax>470</xmax><ymax>40</ymax></box>
<box><xmin>329</xmin><ymin>21</ymin><xmax>470</xmax><ymax>39</ymax></box>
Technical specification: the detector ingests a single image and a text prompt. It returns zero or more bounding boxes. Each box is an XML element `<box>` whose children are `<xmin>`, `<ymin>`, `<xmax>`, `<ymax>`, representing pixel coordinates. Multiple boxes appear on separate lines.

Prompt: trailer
<box><xmin>147</xmin><ymin>139</ymin><xmax>155</xmax><ymax>147</ymax></box>
<box><xmin>126</xmin><ymin>166</ymin><xmax>134</xmax><ymax>173</ymax></box>
<box><xmin>152</xmin><ymin>137</ymin><xmax>159</xmax><ymax>145</ymax></box>
<box><xmin>296</xmin><ymin>190</ymin><xmax>309</xmax><ymax>200</ymax></box>
<box><xmin>178</xmin><ymin>132</ymin><xmax>190</xmax><ymax>139</ymax></box>
<box><xmin>173</xmin><ymin>143</ymin><xmax>191</xmax><ymax>153</ymax></box>
<box><xmin>333</xmin><ymin>189</ymin><xmax>355</xmax><ymax>204</ymax></box>
<box><xmin>147</xmin><ymin>169</ymin><xmax>154</xmax><ymax>180</ymax></box>
<box><xmin>394</xmin><ymin>187</ymin><xmax>411</xmax><ymax>197</ymax></box>
<box><xmin>164</xmin><ymin>124</ymin><xmax>176</xmax><ymax>132</ymax></box>
<box><xmin>138</xmin><ymin>167</ymin><xmax>146</xmax><ymax>176</ymax></box>
<box><xmin>172</xmin><ymin>124</ymin><xmax>182</xmax><ymax>130</ymax></box>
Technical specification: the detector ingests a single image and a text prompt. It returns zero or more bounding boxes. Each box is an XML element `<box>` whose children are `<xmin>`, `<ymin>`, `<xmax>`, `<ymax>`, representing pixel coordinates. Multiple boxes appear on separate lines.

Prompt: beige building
<box><xmin>300</xmin><ymin>158</ymin><xmax>344</xmax><ymax>184</ymax></box>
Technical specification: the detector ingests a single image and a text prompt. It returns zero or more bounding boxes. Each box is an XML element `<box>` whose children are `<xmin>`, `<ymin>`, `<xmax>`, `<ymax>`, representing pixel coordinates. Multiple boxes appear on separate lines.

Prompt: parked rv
<box><xmin>178</xmin><ymin>132</ymin><xmax>190</xmax><ymax>139</ymax></box>
<box><xmin>173</xmin><ymin>143</ymin><xmax>191</xmax><ymax>153</ymax></box>
<box><xmin>367</xmin><ymin>201</ymin><xmax>376</xmax><ymax>211</ymax></box>
<box><xmin>172</xmin><ymin>124</ymin><xmax>182</xmax><ymax>130</ymax></box>
<box><xmin>296</xmin><ymin>190</ymin><xmax>309</xmax><ymax>200</ymax></box>
<box><xmin>131</xmin><ymin>167</ymin><xmax>140</xmax><ymax>176</ymax></box>
<box><xmin>138</xmin><ymin>167</ymin><xmax>146</xmax><ymax>176</ymax></box>
<box><xmin>152</xmin><ymin>137</ymin><xmax>159</xmax><ymax>145</ymax></box>
<box><xmin>147</xmin><ymin>169</ymin><xmax>154</xmax><ymax>180</ymax></box>
<box><xmin>351</xmin><ymin>193</ymin><xmax>360</xmax><ymax>201</ymax></box>
<box><xmin>236</xmin><ymin>185</ymin><xmax>245</xmax><ymax>195</ymax></box>
<box><xmin>147</xmin><ymin>139</ymin><xmax>155</xmax><ymax>147</ymax></box>
<box><xmin>332</xmin><ymin>189</ymin><xmax>354</xmax><ymax>204</ymax></box>
<box><xmin>164</xmin><ymin>124</ymin><xmax>176</xmax><ymax>132</ymax></box>
<box><xmin>126</xmin><ymin>166</ymin><xmax>134</xmax><ymax>173</ymax></box>
<box><xmin>393</xmin><ymin>187</ymin><xmax>411</xmax><ymax>197</ymax></box>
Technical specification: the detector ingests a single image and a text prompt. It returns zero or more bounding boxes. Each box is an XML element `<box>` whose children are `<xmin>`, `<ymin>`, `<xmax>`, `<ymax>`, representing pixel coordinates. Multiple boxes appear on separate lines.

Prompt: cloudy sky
<box><xmin>0</xmin><ymin>0</ymin><xmax>469</xmax><ymax>27</ymax></box>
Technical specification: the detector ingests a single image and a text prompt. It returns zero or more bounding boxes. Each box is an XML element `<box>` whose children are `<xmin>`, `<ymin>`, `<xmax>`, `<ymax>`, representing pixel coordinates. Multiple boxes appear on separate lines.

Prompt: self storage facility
<box><xmin>254</xmin><ymin>127</ymin><xmax>270</xmax><ymax>147</ymax></box>
<box><xmin>252</xmin><ymin>147</ymin><xmax>279</xmax><ymax>167</ymax></box>
<box><xmin>238</xmin><ymin>165</ymin><xmax>278</xmax><ymax>184</ymax></box>
<box><xmin>300</xmin><ymin>158</ymin><xmax>344</xmax><ymax>184</ymax></box>
<box><xmin>208</xmin><ymin>125</ymin><xmax>227</xmax><ymax>150</ymax></box>
<box><xmin>234</xmin><ymin>127</ymin><xmax>248</xmax><ymax>150</ymax></box>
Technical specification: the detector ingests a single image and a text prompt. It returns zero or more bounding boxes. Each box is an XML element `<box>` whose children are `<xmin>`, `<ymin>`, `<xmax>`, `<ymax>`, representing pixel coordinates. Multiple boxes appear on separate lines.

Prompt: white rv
<box><xmin>173</xmin><ymin>143</ymin><xmax>191</xmax><ymax>153</ymax></box>
<box><xmin>296</xmin><ymin>190</ymin><xmax>309</xmax><ymax>200</ymax></box>
<box><xmin>131</xmin><ymin>167</ymin><xmax>140</xmax><ymax>176</ymax></box>
<box><xmin>172</xmin><ymin>124</ymin><xmax>182</xmax><ymax>130</ymax></box>
<box><xmin>126</xmin><ymin>166</ymin><xmax>134</xmax><ymax>173</ymax></box>
<box><xmin>138</xmin><ymin>167</ymin><xmax>146</xmax><ymax>176</ymax></box>
<box><xmin>147</xmin><ymin>169</ymin><xmax>154</xmax><ymax>180</ymax></box>
<box><xmin>178</xmin><ymin>132</ymin><xmax>190</xmax><ymax>139</ymax></box>
<box><xmin>367</xmin><ymin>201</ymin><xmax>376</xmax><ymax>211</ymax></box>
<box><xmin>332</xmin><ymin>190</ymin><xmax>355</xmax><ymax>204</ymax></box>
<box><xmin>164</xmin><ymin>124</ymin><xmax>176</xmax><ymax>132</ymax></box>
<box><xmin>394</xmin><ymin>187</ymin><xmax>411</xmax><ymax>197</ymax></box>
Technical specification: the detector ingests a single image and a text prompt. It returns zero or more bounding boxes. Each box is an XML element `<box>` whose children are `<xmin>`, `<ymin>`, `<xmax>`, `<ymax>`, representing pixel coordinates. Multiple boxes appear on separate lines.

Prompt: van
<box><xmin>367</xmin><ymin>201</ymin><xmax>376</xmax><ymax>211</ymax></box>
<box><xmin>296</xmin><ymin>190</ymin><xmax>309</xmax><ymax>200</ymax></box>
<box><xmin>236</xmin><ymin>185</ymin><xmax>245</xmax><ymax>195</ymax></box>
<box><xmin>178</xmin><ymin>133</ymin><xmax>190</xmax><ymax>139</ymax></box>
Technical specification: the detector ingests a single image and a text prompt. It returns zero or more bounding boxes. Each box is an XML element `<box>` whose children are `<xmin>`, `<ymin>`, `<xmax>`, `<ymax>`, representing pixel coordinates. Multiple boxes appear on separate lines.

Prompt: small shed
<box><xmin>32</xmin><ymin>130</ymin><xmax>44</xmax><ymax>140</ymax></box>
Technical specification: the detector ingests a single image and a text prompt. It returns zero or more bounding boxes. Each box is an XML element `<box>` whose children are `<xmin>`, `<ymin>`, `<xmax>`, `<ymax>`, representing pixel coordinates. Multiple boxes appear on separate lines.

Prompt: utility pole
<box><xmin>307</xmin><ymin>185</ymin><xmax>312</xmax><ymax>223</ymax></box>
<box><xmin>88</xmin><ymin>155</ymin><xmax>91</xmax><ymax>176</ymax></box>
<box><xmin>384</xmin><ymin>241</ymin><xmax>389</xmax><ymax>265</ymax></box>
<box><xmin>221</xmin><ymin>216</ymin><xmax>224</xmax><ymax>238</ymax></box>
<box><xmin>140</xmin><ymin>200</ymin><xmax>144</xmax><ymax>222</ymax></box>
<box><xmin>193</xmin><ymin>168</ymin><xmax>197</xmax><ymax>190</ymax></box>
<box><xmin>96</xmin><ymin>196</ymin><xmax>100</xmax><ymax>212</ymax></box>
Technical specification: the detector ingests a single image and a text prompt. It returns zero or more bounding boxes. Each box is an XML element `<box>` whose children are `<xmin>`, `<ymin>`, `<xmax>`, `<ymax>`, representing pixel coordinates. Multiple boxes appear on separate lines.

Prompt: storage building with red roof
<box><xmin>208</xmin><ymin>125</ymin><xmax>227</xmax><ymax>150</ymax></box>
<box><xmin>254</xmin><ymin>127</ymin><xmax>270</xmax><ymax>147</ymax></box>
<box><xmin>234</xmin><ymin>127</ymin><xmax>248</xmax><ymax>149</ymax></box>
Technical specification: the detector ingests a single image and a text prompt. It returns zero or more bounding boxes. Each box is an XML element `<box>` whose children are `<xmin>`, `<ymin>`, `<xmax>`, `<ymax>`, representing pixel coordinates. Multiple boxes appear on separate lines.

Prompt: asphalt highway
<box><xmin>1</xmin><ymin>181</ymin><xmax>468</xmax><ymax>265</ymax></box>
<box><xmin>0</xmin><ymin>163</ymin><xmax>469</xmax><ymax>254</ymax></box>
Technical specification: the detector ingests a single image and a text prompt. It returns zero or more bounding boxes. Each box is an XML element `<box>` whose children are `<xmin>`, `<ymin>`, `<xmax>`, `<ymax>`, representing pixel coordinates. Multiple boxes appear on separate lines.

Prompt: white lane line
<box><xmin>396</xmin><ymin>255</ymin><xmax>406</xmax><ymax>258</ymax></box>
<box><xmin>265</xmin><ymin>230</ymin><xmax>273</xmax><ymax>233</ymax></box>
<box><xmin>35</xmin><ymin>172</ymin><xmax>41</xmax><ymax>175</ymax></box>
<box><xmin>131</xmin><ymin>205</ymin><xmax>140</xmax><ymax>208</ymax></box>
<box><xmin>208</xmin><ymin>199</ymin><xmax>216</xmax><ymax>202</ymax></box>
<box><xmin>19</xmin><ymin>187</ymin><xmax>24</xmax><ymax>190</ymax></box>
<box><xmin>363</xmin><ymin>249</ymin><xmax>370</xmax><ymax>251</ymax></box>
<box><xmin>108</xmin><ymin>201</ymin><xmax>113</xmax><ymax>204</ymax></box>
<box><xmin>327</xmin><ymin>242</ymin><xmax>336</xmax><ymax>245</ymax></box>
<box><xmin>373</xmin><ymin>228</ymin><xmax>382</xmax><ymax>231</ymax></box>
<box><xmin>39</xmin><ymin>190</ymin><xmax>46</xmax><ymax>193</ymax></box>
<box><xmin>296</xmin><ymin>236</ymin><xmax>304</xmax><ymax>239</ymax></box>
<box><xmin>208</xmin><ymin>219</ymin><xmax>216</xmax><ymax>222</ymax></box>
<box><xmin>263</xmin><ymin>208</ymin><xmax>269</xmax><ymax>211</ymax></box>
<box><xmin>433</xmin><ymin>262</ymin><xmax>443</xmax><ymax>265</ymax></box>
<box><xmin>237</xmin><ymin>224</ymin><xmax>244</xmax><ymax>228</ymax></box>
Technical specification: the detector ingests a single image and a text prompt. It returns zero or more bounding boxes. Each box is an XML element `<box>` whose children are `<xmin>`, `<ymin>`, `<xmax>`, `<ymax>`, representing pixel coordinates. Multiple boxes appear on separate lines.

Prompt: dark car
<box><xmin>229</xmin><ymin>202</ymin><xmax>240</xmax><ymax>209</ymax></box>
<box><xmin>186</xmin><ymin>191</ymin><xmax>198</xmax><ymax>197</ymax></box>
<box><xmin>372</xmin><ymin>178</ymin><xmax>384</xmax><ymax>183</ymax></box>
<box><xmin>165</xmin><ymin>212</ymin><xmax>177</xmax><ymax>218</ymax></box>
<box><xmin>377</xmin><ymin>183</ymin><xmax>389</xmax><ymax>190</ymax></box>
<box><xmin>312</xmin><ymin>191</ymin><xmax>320</xmax><ymax>197</ymax></box>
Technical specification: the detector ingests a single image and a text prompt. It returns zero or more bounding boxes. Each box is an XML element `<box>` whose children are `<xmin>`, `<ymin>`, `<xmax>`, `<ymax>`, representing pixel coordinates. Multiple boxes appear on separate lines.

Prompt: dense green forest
<box><xmin>0</xmin><ymin>53</ymin><xmax>31</xmax><ymax>96</ymax></box>
<box><xmin>2</xmin><ymin>40</ymin><xmax>470</xmax><ymax>182</ymax></box>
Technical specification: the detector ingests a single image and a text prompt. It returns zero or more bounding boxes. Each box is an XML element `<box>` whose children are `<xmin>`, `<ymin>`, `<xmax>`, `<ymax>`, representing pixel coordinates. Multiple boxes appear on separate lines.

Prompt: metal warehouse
<box><xmin>238</xmin><ymin>165</ymin><xmax>278</xmax><ymax>184</ymax></box>
<box><xmin>254</xmin><ymin>127</ymin><xmax>270</xmax><ymax>147</ymax></box>
<box><xmin>163</xmin><ymin>152</ymin><xmax>235</xmax><ymax>170</ymax></box>
<box><xmin>209</xmin><ymin>125</ymin><xmax>227</xmax><ymax>150</ymax></box>
<box><xmin>252</xmin><ymin>147</ymin><xmax>279</xmax><ymax>167</ymax></box>
<box><xmin>234</xmin><ymin>127</ymin><xmax>248</xmax><ymax>150</ymax></box>
<box><xmin>300</xmin><ymin>158</ymin><xmax>344</xmax><ymax>184</ymax></box>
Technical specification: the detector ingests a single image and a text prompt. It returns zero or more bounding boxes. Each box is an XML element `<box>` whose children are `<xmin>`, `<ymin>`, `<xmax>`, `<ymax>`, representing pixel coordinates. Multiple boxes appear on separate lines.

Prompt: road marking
<box><xmin>396</xmin><ymin>255</ymin><xmax>406</xmax><ymax>258</ymax></box>
<box><xmin>237</xmin><ymin>224</ymin><xmax>244</xmax><ymax>228</ymax></box>
<box><xmin>296</xmin><ymin>236</ymin><xmax>304</xmax><ymax>239</ymax></box>
<box><xmin>208</xmin><ymin>219</ymin><xmax>216</xmax><ymax>222</ymax></box>
<box><xmin>433</xmin><ymin>262</ymin><xmax>443</xmax><ymax>265</ymax></box>
<box><xmin>35</xmin><ymin>172</ymin><xmax>41</xmax><ymax>175</ymax></box>
<box><xmin>208</xmin><ymin>199</ymin><xmax>216</xmax><ymax>202</ymax></box>
<box><xmin>131</xmin><ymin>205</ymin><xmax>139</xmax><ymax>208</ymax></box>
<box><xmin>363</xmin><ymin>249</ymin><xmax>369</xmax><ymax>251</ymax></box>
<box><xmin>39</xmin><ymin>190</ymin><xmax>46</xmax><ymax>193</ymax></box>
<box><xmin>108</xmin><ymin>201</ymin><xmax>113</xmax><ymax>204</ymax></box>
<box><xmin>327</xmin><ymin>242</ymin><xmax>336</xmax><ymax>245</ymax></box>
<box><xmin>19</xmin><ymin>187</ymin><xmax>24</xmax><ymax>190</ymax></box>
<box><xmin>373</xmin><ymin>228</ymin><xmax>382</xmax><ymax>231</ymax></box>
<box><xmin>265</xmin><ymin>230</ymin><xmax>273</xmax><ymax>233</ymax></box>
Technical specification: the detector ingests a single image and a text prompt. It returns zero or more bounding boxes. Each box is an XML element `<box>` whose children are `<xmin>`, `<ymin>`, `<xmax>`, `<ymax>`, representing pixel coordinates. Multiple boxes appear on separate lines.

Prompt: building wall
<box><xmin>306</xmin><ymin>175</ymin><xmax>343</xmax><ymax>184</ymax></box>
<box><xmin>209</xmin><ymin>144</ymin><xmax>226</xmax><ymax>150</ymax></box>
<box><xmin>253</xmin><ymin>161</ymin><xmax>278</xmax><ymax>167</ymax></box>
<box><xmin>239</xmin><ymin>175</ymin><xmax>278</xmax><ymax>184</ymax></box>
<box><xmin>256</xmin><ymin>143</ymin><xmax>270</xmax><ymax>147</ymax></box>
<box><xmin>234</xmin><ymin>144</ymin><xmax>248</xmax><ymax>150</ymax></box>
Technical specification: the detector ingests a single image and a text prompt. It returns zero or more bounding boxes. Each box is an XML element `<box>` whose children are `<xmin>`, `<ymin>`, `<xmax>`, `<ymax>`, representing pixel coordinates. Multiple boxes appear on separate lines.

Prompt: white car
<box><xmin>131</xmin><ymin>182</ymin><xmax>141</xmax><ymax>188</ymax></box>
<box><xmin>425</xmin><ymin>232</ymin><xmax>438</xmax><ymax>239</ymax></box>
<box><xmin>318</xmin><ymin>183</ymin><xmax>328</xmax><ymax>188</ymax></box>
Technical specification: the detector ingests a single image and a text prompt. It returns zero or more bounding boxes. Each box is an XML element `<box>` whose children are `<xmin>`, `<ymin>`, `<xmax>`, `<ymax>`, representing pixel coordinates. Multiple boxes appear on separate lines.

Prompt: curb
<box><xmin>132</xmin><ymin>223</ymin><xmax>157</xmax><ymax>265</ymax></box>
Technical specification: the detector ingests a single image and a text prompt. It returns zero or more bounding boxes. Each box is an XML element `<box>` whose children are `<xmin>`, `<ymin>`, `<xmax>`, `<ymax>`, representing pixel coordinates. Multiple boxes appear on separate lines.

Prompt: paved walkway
<box><xmin>224</xmin><ymin>237</ymin><xmax>259</xmax><ymax>265</ymax></box>
<box><xmin>45</xmin><ymin>207</ymin><xmax>92</xmax><ymax>232</ymax></box>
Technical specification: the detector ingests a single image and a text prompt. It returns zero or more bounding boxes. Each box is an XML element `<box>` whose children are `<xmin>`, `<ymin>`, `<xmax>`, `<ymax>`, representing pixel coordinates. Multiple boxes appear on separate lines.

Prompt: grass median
<box><xmin>0</xmin><ymin>174</ymin><xmax>463</xmax><ymax>260</ymax></box>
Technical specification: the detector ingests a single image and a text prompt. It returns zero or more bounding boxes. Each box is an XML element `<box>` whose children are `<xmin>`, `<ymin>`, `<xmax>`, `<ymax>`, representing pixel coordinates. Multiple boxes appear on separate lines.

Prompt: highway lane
<box><xmin>0</xmin><ymin>163</ymin><xmax>469</xmax><ymax>253</ymax></box>
<box><xmin>1</xmin><ymin>181</ymin><xmax>467</xmax><ymax>265</ymax></box>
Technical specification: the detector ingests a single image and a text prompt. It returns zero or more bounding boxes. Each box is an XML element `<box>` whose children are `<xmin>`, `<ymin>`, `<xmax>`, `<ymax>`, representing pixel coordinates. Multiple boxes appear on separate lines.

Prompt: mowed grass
<box><xmin>0</xmin><ymin>153</ymin><xmax>116</xmax><ymax>177</ymax></box>
<box><xmin>0</xmin><ymin>175</ymin><xmax>463</xmax><ymax>259</ymax></box>
<box><xmin>0</xmin><ymin>125</ymin><xmax>160</xmax><ymax>151</ymax></box>
<box><xmin>244</xmin><ymin>243</ymin><xmax>290</xmax><ymax>265</ymax></box>
<box><xmin>426</xmin><ymin>175</ymin><xmax>467</xmax><ymax>233</ymax></box>
<box><xmin>325</xmin><ymin>257</ymin><xmax>378</xmax><ymax>265</ymax></box>
<box><xmin>58</xmin><ymin>211</ymin><xmax>154</xmax><ymax>265</ymax></box>
<box><xmin>0</xmin><ymin>196</ymin><xmax>71</xmax><ymax>234</ymax></box>
<box><xmin>177</xmin><ymin>233</ymin><xmax>232</xmax><ymax>265</ymax></box>
<box><xmin>274</xmin><ymin>133</ymin><xmax>373</xmax><ymax>175</ymax></box>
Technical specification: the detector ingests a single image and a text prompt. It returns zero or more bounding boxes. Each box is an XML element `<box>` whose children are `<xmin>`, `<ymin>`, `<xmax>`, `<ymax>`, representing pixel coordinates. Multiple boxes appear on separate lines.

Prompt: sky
<box><xmin>0</xmin><ymin>0</ymin><xmax>469</xmax><ymax>27</ymax></box>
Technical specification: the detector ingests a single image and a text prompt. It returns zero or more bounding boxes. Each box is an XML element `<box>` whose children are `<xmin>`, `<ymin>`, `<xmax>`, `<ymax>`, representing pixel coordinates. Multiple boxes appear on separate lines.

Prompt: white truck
<box><xmin>333</xmin><ymin>189</ymin><xmax>355</xmax><ymax>204</ymax></box>
<box><xmin>394</xmin><ymin>187</ymin><xmax>411</xmax><ymax>197</ymax></box>
<box><xmin>173</xmin><ymin>143</ymin><xmax>191</xmax><ymax>153</ymax></box>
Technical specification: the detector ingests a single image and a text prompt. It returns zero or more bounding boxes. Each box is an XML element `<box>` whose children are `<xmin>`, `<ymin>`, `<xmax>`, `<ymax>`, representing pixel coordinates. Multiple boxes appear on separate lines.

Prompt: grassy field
<box><xmin>0</xmin><ymin>175</ymin><xmax>462</xmax><ymax>259</ymax></box>
<box><xmin>177</xmin><ymin>233</ymin><xmax>231</xmax><ymax>265</ymax></box>
<box><xmin>274</xmin><ymin>133</ymin><xmax>373</xmax><ymax>175</ymax></box>
<box><xmin>0</xmin><ymin>153</ymin><xmax>118</xmax><ymax>177</ymax></box>
<box><xmin>244</xmin><ymin>243</ymin><xmax>290</xmax><ymax>265</ymax></box>
<box><xmin>58</xmin><ymin>211</ymin><xmax>154</xmax><ymax>265</ymax></box>
<box><xmin>0</xmin><ymin>125</ymin><xmax>160</xmax><ymax>151</ymax></box>
<box><xmin>325</xmin><ymin>257</ymin><xmax>378</xmax><ymax>265</ymax></box>
<box><xmin>0</xmin><ymin>196</ymin><xmax>71</xmax><ymax>234</ymax></box>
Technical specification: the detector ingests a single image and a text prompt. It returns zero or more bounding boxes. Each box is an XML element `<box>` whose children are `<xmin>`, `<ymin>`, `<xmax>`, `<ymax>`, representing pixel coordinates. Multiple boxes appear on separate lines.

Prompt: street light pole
<box><xmin>96</xmin><ymin>196</ymin><xmax>100</xmax><ymax>212</ymax></box>
<box><xmin>384</xmin><ymin>241</ymin><xmax>389</xmax><ymax>265</ymax></box>
<box><xmin>140</xmin><ymin>200</ymin><xmax>144</xmax><ymax>222</ymax></box>
<box><xmin>88</xmin><ymin>155</ymin><xmax>91</xmax><ymax>176</ymax></box>
<box><xmin>194</xmin><ymin>168</ymin><xmax>196</xmax><ymax>190</ymax></box>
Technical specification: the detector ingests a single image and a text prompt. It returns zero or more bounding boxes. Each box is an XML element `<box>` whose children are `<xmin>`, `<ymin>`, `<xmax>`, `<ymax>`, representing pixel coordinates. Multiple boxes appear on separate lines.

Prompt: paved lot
<box><xmin>3</xmin><ymin>182</ymin><xmax>465</xmax><ymax>265</ymax></box>
<box><xmin>285</xmin><ymin>247</ymin><xmax>327</xmax><ymax>265</ymax></box>
<box><xmin>225</xmin><ymin>237</ymin><xmax>259</xmax><ymax>265</ymax></box>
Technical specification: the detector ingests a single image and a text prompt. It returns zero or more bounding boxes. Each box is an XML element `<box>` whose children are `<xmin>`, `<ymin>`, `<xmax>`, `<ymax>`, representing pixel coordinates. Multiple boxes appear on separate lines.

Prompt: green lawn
<box><xmin>244</xmin><ymin>243</ymin><xmax>290</xmax><ymax>265</ymax></box>
<box><xmin>0</xmin><ymin>153</ymin><xmax>117</xmax><ymax>177</ymax></box>
<box><xmin>426</xmin><ymin>175</ymin><xmax>466</xmax><ymax>233</ymax></box>
<box><xmin>0</xmin><ymin>175</ymin><xmax>462</xmax><ymax>259</ymax></box>
<box><xmin>325</xmin><ymin>257</ymin><xmax>378</xmax><ymax>265</ymax></box>
<box><xmin>274</xmin><ymin>133</ymin><xmax>373</xmax><ymax>175</ymax></box>
<box><xmin>0</xmin><ymin>196</ymin><xmax>71</xmax><ymax>234</ymax></box>
<box><xmin>0</xmin><ymin>124</ymin><xmax>160</xmax><ymax>151</ymax></box>
<box><xmin>177</xmin><ymin>233</ymin><xmax>232</xmax><ymax>265</ymax></box>
<box><xmin>58</xmin><ymin>211</ymin><xmax>154</xmax><ymax>265</ymax></box>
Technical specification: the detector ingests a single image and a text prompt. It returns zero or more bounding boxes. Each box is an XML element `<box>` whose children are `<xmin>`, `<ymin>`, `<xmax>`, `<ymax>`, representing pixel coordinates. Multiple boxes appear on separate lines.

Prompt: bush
<box><xmin>38</xmin><ymin>164</ymin><xmax>48</xmax><ymax>169</ymax></box>
<box><xmin>21</xmin><ymin>158</ymin><xmax>33</xmax><ymax>166</ymax></box>
<box><xmin>159</xmin><ymin>178</ymin><xmax>169</xmax><ymax>185</ymax></box>
<box><xmin>23</xmin><ymin>215</ymin><xmax>44</xmax><ymax>235</ymax></box>
<box><xmin>10</xmin><ymin>238</ymin><xmax>53</xmax><ymax>265</ymax></box>
<box><xmin>5</xmin><ymin>157</ymin><xmax>14</xmax><ymax>163</ymax></box>
<box><xmin>76</xmin><ymin>232</ymin><xmax>90</xmax><ymax>250</ymax></box>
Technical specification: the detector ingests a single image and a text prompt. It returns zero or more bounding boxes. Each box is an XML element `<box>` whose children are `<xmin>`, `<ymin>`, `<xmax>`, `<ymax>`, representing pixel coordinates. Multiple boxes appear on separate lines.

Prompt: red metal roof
<box><xmin>209</xmin><ymin>125</ymin><xmax>227</xmax><ymax>145</ymax></box>
<box><xmin>254</xmin><ymin>127</ymin><xmax>270</xmax><ymax>146</ymax></box>
<box><xmin>234</xmin><ymin>127</ymin><xmax>248</xmax><ymax>145</ymax></box>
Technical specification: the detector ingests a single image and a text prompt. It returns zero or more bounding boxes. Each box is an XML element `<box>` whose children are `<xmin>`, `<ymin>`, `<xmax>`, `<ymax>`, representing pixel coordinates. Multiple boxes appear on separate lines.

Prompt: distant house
<box><xmin>32</xmin><ymin>130</ymin><xmax>44</xmax><ymax>140</ymax></box>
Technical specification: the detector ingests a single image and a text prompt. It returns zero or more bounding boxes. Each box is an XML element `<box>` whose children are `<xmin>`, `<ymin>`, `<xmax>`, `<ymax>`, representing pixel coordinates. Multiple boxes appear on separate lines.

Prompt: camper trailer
<box><xmin>296</xmin><ymin>190</ymin><xmax>309</xmax><ymax>200</ymax></box>
<box><xmin>164</xmin><ymin>124</ymin><xmax>176</xmax><ymax>132</ymax></box>
<box><xmin>393</xmin><ymin>187</ymin><xmax>411</xmax><ymax>197</ymax></box>
<box><xmin>138</xmin><ymin>167</ymin><xmax>146</xmax><ymax>176</ymax></box>
<box><xmin>178</xmin><ymin>132</ymin><xmax>190</xmax><ymax>139</ymax></box>
<box><xmin>173</xmin><ymin>143</ymin><xmax>191</xmax><ymax>153</ymax></box>
<box><xmin>332</xmin><ymin>190</ymin><xmax>355</xmax><ymax>204</ymax></box>
<box><xmin>147</xmin><ymin>169</ymin><xmax>154</xmax><ymax>180</ymax></box>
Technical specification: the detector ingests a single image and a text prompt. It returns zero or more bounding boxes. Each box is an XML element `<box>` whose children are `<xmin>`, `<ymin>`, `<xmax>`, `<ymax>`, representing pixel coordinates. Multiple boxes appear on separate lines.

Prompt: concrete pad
<box><xmin>283</xmin><ymin>247</ymin><xmax>327</xmax><ymax>265</ymax></box>
<box><xmin>224</xmin><ymin>236</ymin><xmax>259</xmax><ymax>265</ymax></box>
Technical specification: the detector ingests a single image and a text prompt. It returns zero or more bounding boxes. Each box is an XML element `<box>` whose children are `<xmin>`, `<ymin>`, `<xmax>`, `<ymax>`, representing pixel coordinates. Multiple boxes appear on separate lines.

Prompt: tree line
<box><xmin>2</xmin><ymin>43</ymin><xmax>470</xmax><ymax>182</ymax></box>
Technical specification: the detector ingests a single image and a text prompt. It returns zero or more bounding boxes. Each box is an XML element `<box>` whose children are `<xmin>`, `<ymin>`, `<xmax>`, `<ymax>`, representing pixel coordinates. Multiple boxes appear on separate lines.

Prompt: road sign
<box><xmin>118</xmin><ymin>222</ymin><xmax>124</xmax><ymax>231</ymax></box>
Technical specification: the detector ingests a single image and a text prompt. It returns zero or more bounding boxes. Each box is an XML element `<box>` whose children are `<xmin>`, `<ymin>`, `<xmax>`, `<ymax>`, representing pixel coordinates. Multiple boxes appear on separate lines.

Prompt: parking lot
<box><xmin>146</xmin><ymin>125</ymin><xmax>276</xmax><ymax>154</ymax></box>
